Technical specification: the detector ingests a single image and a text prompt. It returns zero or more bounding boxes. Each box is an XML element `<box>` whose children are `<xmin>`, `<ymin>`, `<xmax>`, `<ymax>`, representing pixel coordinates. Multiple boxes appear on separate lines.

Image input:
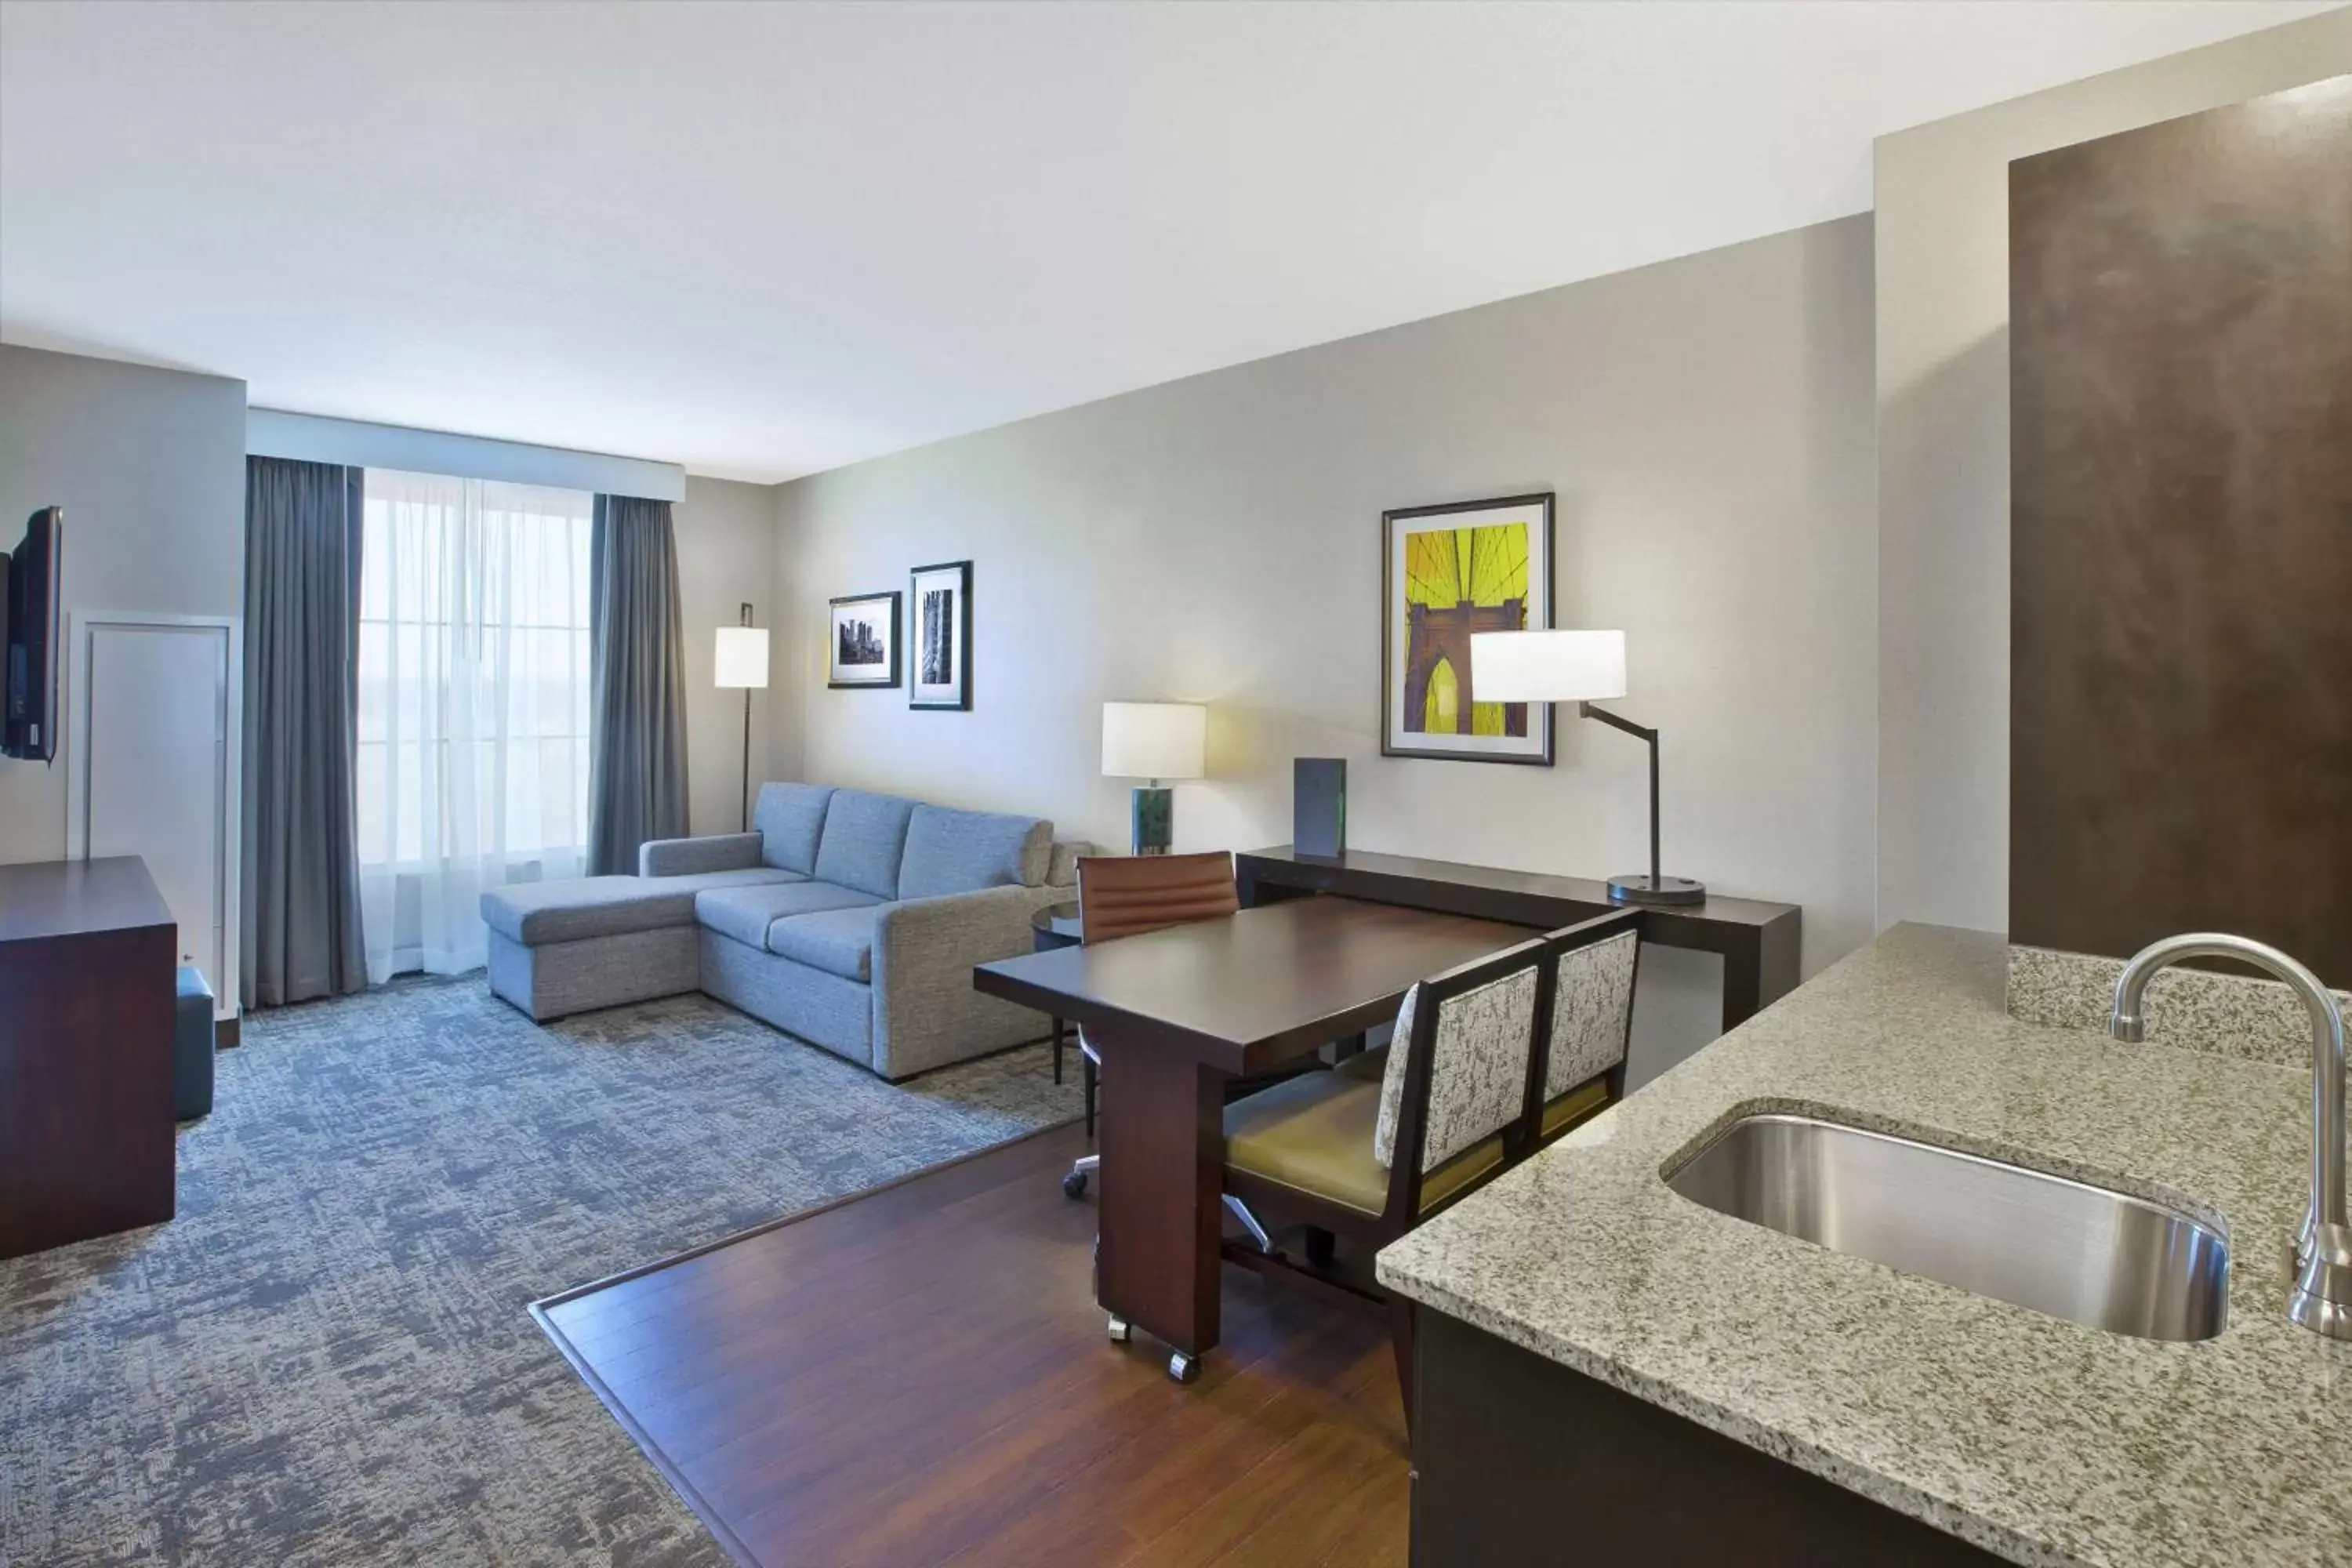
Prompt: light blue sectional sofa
<box><xmin>481</xmin><ymin>783</ymin><xmax>1083</xmax><ymax>1080</ymax></box>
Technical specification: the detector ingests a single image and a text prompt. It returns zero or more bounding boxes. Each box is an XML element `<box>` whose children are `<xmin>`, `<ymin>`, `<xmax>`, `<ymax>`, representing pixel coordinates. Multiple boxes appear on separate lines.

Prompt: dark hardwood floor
<box><xmin>536</xmin><ymin>1124</ymin><xmax>1409</xmax><ymax>1568</ymax></box>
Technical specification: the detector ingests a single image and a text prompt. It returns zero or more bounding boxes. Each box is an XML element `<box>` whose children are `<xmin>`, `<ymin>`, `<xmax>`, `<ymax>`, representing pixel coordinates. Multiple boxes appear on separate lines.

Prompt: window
<box><xmin>354</xmin><ymin>468</ymin><xmax>593</xmax><ymax>976</ymax></box>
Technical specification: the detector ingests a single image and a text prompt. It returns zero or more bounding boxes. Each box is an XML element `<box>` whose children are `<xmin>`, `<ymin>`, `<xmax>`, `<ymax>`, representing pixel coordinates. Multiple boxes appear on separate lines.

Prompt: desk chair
<box><xmin>1218</xmin><ymin>909</ymin><xmax>1639</xmax><ymax>1415</ymax></box>
<box><xmin>1062</xmin><ymin>851</ymin><xmax>1240</xmax><ymax>1200</ymax></box>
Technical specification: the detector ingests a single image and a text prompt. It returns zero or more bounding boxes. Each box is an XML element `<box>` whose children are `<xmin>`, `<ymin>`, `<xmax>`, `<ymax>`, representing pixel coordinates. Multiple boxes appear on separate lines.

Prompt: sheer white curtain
<box><xmin>356</xmin><ymin>469</ymin><xmax>593</xmax><ymax>981</ymax></box>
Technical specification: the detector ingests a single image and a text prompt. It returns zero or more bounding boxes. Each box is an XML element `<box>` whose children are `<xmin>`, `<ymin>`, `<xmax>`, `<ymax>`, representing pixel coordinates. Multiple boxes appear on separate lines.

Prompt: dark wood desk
<box><xmin>973</xmin><ymin>896</ymin><xmax>1525</xmax><ymax>1378</ymax></box>
<box><xmin>1236</xmin><ymin>847</ymin><xmax>1801</xmax><ymax>1033</ymax></box>
<box><xmin>0</xmin><ymin>855</ymin><xmax>178</xmax><ymax>1259</ymax></box>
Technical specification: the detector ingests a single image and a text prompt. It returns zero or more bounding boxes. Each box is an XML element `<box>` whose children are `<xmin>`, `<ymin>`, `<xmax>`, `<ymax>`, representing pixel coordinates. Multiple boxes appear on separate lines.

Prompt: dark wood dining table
<box><xmin>971</xmin><ymin>895</ymin><xmax>1529</xmax><ymax>1380</ymax></box>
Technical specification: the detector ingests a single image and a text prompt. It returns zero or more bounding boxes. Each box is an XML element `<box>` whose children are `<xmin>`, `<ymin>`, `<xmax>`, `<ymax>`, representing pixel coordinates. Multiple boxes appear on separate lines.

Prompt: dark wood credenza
<box><xmin>1234</xmin><ymin>847</ymin><xmax>1801</xmax><ymax>1033</ymax></box>
<box><xmin>0</xmin><ymin>855</ymin><xmax>178</xmax><ymax>1260</ymax></box>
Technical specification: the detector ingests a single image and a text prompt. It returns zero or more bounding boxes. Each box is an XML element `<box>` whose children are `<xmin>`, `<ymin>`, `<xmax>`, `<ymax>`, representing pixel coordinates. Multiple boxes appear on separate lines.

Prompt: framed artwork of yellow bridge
<box><xmin>1381</xmin><ymin>492</ymin><xmax>1555</xmax><ymax>765</ymax></box>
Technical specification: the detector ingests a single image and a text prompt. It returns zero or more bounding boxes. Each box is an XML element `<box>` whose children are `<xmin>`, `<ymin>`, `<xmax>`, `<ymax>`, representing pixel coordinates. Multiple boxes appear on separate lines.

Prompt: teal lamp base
<box><xmin>1131</xmin><ymin>786</ymin><xmax>1174</xmax><ymax>855</ymax></box>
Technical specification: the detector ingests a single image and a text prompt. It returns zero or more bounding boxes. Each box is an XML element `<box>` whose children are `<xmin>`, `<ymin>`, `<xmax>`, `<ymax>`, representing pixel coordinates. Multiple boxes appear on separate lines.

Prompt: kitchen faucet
<box><xmin>2111</xmin><ymin>933</ymin><xmax>2352</xmax><ymax>1342</ymax></box>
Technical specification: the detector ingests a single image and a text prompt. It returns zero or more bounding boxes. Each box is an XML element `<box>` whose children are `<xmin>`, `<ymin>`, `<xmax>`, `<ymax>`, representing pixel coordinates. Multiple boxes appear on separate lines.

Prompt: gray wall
<box><xmin>775</xmin><ymin>215</ymin><xmax>1878</xmax><ymax>1075</ymax></box>
<box><xmin>0</xmin><ymin>344</ymin><xmax>248</xmax><ymax>864</ymax></box>
<box><xmin>1871</xmin><ymin>11</ymin><xmax>2352</xmax><ymax>935</ymax></box>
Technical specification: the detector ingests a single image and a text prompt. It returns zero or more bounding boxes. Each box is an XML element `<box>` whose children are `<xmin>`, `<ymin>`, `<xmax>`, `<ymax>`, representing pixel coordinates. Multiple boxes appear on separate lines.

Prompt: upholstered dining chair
<box><xmin>1537</xmin><ymin>909</ymin><xmax>1642</xmax><ymax>1139</ymax></box>
<box><xmin>1217</xmin><ymin>909</ymin><xmax>1640</xmax><ymax>1415</ymax></box>
<box><xmin>1330</xmin><ymin>907</ymin><xmax>1639</xmax><ymax>1125</ymax></box>
<box><xmin>1060</xmin><ymin>851</ymin><xmax>1241</xmax><ymax>1200</ymax></box>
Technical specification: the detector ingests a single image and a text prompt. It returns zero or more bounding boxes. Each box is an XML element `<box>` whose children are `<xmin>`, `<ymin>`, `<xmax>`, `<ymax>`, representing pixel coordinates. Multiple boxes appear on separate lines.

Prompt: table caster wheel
<box><xmin>1062</xmin><ymin>1169</ymin><xmax>1089</xmax><ymax>1199</ymax></box>
<box><xmin>1167</xmin><ymin>1350</ymin><xmax>1200</xmax><ymax>1384</ymax></box>
<box><xmin>1107</xmin><ymin>1314</ymin><xmax>1132</xmax><ymax>1344</ymax></box>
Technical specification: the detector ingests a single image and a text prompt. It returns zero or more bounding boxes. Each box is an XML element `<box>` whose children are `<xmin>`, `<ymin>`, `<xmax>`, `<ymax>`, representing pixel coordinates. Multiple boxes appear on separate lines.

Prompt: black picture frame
<box><xmin>907</xmin><ymin>560</ymin><xmax>973</xmax><ymax>711</ymax></box>
<box><xmin>828</xmin><ymin>590</ymin><xmax>902</xmax><ymax>688</ymax></box>
<box><xmin>1380</xmin><ymin>492</ymin><xmax>1555</xmax><ymax>765</ymax></box>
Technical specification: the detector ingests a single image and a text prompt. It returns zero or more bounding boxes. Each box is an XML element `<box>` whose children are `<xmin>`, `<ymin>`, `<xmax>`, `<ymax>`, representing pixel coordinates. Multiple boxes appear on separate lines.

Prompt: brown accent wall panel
<box><xmin>2009</xmin><ymin>77</ymin><xmax>2352</xmax><ymax>984</ymax></box>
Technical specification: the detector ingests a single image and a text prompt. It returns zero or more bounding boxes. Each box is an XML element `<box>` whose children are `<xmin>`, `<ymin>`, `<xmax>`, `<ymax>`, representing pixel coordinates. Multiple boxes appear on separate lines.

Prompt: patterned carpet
<box><xmin>0</xmin><ymin>976</ymin><xmax>1080</xmax><ymax>1566</ymax></box>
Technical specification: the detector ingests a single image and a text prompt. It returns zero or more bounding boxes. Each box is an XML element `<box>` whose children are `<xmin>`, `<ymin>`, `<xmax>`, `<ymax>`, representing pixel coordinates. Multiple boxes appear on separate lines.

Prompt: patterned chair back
<box><xmin>1543</xmin><ymin>912</ymin><xmax>1642</xmax><ymax>1102</ymax></box>
<box><xmin>1373</xmin><ymin>937</ymin><xmax>1550</xmax><ymax>1177</ymax></box>
<box><xmin>1076</xmin><ymin>851</ymin><xmax>1239</xmax><ymax>945</ymax></box>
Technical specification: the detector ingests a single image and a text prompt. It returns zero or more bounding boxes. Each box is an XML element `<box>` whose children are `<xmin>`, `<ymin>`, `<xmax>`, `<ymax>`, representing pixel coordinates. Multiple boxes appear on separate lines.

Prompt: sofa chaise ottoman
<box><xmin>481</xmin><ymin>783</ymin><xmax>1082</xmax><ymax>1080</ymax></box>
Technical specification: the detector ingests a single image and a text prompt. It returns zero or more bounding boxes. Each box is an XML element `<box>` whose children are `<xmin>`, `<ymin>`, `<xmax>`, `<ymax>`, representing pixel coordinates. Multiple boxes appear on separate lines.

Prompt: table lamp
<box><xmin>714</xmin><ymin>604</ymin><xmax>770</xmax><ymax>832</ymax></box>
<box><xmin>1471</xmin><ymin>629</ymin><xmax>1704</xmax><ymax>906</ymax></box>
<box><xmin>1101</xmin><ymin>701</ymin><xmax>1206</xmax><ymax>855</ymax></box>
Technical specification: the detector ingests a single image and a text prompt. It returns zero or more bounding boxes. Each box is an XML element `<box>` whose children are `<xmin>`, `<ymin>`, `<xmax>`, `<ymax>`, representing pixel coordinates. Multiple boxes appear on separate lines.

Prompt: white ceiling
<box><xmin>0</xmin><ymin>2</ymin><xmax>2333</xmax><ymax>482</ymax></box>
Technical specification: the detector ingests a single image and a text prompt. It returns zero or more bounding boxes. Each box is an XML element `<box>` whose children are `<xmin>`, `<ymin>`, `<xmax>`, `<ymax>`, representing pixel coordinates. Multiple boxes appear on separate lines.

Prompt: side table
<box><xmin>1029</xmin><ymin>901</ymin><xmax>1083</xmax><ymax>1087</ymax></box>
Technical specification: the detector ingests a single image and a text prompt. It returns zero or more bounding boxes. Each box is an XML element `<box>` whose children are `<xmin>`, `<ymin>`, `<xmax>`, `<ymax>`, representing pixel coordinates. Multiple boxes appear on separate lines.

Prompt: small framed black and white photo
<box><xmin>828</xmin><ymin>590</ymin><xmax>902</xmax><ymax>688</ymax></box>
<box><xmin>908</xmin><ymin>560</ymin><xmax>972</xmax><ymax>710</ymax></box>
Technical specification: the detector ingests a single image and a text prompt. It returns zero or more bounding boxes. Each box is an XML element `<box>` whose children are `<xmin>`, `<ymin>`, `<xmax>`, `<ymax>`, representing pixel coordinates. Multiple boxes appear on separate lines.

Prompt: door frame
<box><xmin>64</xmin><ymin>610</ymin><xmax>244</xmax><ymax>1020</ymax></box>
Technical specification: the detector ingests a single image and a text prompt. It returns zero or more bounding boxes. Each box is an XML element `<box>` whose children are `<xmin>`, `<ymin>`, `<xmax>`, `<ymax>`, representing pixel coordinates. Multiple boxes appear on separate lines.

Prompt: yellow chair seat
<box><xmin>1223</xmin><ymin>1069</ymin><xmax>1504</xmax><ymax>1218</ymax></box>
<box><xmin>1541</xmin><ymin>1076</ymin><xmax>1613</xmax><ymax>1137</ymax></box>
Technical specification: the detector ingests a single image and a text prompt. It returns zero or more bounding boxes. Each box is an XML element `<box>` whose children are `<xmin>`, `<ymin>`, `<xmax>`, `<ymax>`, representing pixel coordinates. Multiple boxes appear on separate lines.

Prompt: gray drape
<box><xmin>587</xmin><ymin>494</ymin><xmax>691</xmax><ymax>876</ymax></box>
<box><xmin>241</xmin><ymin>456</ymin><xmax>369</xmax><ymax>1007</ymax></box>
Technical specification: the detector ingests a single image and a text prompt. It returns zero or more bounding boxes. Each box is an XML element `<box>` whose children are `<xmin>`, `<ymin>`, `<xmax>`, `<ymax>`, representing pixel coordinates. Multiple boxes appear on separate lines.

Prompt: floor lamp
<box><xmin>714</xmin><ymin>604</ymin><xmax>770</xmax><ymax>833</ymax></box>
<box><xmin>1471</xmin><ymin>628</ymin><xmax>1706</xmax><ymax>906</ymax></box>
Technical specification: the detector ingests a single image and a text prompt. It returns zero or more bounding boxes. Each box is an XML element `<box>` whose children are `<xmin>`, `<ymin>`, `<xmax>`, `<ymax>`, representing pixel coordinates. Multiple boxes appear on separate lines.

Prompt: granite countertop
<box><xmin>1377</xmin><ymin>923</ymin><xmax>2352</xmax><ymax>1568</ymax></box>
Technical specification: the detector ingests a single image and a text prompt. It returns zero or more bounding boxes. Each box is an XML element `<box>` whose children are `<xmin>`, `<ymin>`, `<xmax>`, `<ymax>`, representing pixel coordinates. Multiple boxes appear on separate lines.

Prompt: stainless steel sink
<box><xmin>1663</xmin><ymin>1112</ymin><xmax>2229</xmax><ymax>1341</ymax></box>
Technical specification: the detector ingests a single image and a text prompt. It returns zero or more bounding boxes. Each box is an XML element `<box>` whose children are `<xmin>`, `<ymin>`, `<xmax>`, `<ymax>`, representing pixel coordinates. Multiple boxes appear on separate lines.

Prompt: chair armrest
<box><xmin>640</xmin><ymin>833</ymin><xmax>764</xmax><ymax>877</ymax></box>
<box><xmin>870</xmin><ymin>884</ymin><xmax>1063</xmax><ymax>1079</ymax></box>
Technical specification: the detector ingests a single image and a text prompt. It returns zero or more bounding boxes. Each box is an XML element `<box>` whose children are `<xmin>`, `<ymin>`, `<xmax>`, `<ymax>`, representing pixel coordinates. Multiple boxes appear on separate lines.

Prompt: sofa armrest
<box><xmin>641</xmin><ymin>833</ymin><xmax>764</xmax><ymax>877</ymax></box>
<box><xmin>1047</xmin><ymin>839</ymin><xmax>1097</xmax><ymax>887</ymax></box>
<box><xmin>869</xmin><ymin>883</ymin><xmax>1064</xmax><ymax>1080</ymax></box>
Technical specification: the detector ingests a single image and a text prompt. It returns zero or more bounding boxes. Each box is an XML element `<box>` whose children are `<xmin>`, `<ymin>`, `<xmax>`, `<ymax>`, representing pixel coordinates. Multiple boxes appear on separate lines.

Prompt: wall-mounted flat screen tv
<box><xmin>1</xmin><ymin>506</ymin><xmax>63</xmax><ymax>763</ymax></box>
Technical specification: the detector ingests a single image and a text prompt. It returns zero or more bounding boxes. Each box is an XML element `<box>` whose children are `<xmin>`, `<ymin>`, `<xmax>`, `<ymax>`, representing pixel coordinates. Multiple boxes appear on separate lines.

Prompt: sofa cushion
<box><xmin>644</xmin><ymin>866</ymin><xmax>808</xmax><ymax>896</ymax></box>
<box><xmin>753</xmin><ymin>783</ymin><xmax>837</xmax><ymax>874</ymax></box>
<box><xmin>765</xmin><ymin>905</ymin><xmax>879</xmax><ymax>982</ymax></box>
<box><xmin>812</xmin><ymin>790</ymin><xmax>919</xmax><ymax>899</ymax></box>
<box><xmin>481</xmin><ymin>876</ymin><xmax>695</xmax><ymax>946</ymax></box>
<box><xmin>897</xmin><ymin>805</ymin><xmax>1051</xmax><ymax>898</ymax></box>
<box><xmin>695</xmin><ymin>880</ymin><xmax>881</xmax><ymax>950</ymax></box>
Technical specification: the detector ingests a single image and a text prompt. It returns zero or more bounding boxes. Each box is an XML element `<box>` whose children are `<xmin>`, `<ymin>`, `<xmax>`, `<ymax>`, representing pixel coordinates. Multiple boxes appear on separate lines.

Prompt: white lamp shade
<box><xmin>1470</xmin><ymin>630</ymin><xmax>1628</xmax><ymax>703</ymax></box>
<box><xmin>714</xmin><ymin>626</ymin><xmax>771</xmax><ymax>689</ymax></box>
<box><xmin>1101</xmin><ymin>702</ymin><xmax>1207</xmax><ymax>780</ymax></box>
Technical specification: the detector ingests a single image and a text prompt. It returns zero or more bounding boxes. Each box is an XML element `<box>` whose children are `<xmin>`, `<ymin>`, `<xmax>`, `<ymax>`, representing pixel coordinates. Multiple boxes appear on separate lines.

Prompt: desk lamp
<box><xmin>1472</xmin><ymin>630</ymin><xmax>1704</xmax><ymax>906</ymax></box>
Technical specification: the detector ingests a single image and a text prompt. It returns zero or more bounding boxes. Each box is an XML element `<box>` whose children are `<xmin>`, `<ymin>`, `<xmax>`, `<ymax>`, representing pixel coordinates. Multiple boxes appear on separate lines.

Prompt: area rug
<box><xmin>0</xmin><ymin>975</ymin><xmax>1080</xmax><ymax>1566</ymax></box>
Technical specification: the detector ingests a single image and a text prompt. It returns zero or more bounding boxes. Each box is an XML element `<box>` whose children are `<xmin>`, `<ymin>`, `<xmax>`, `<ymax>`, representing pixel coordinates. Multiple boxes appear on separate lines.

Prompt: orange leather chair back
<box><xmin>1076</xmin><ymin>851</ymin><xmax>1239</xmax><ymax>945</ymax></box>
